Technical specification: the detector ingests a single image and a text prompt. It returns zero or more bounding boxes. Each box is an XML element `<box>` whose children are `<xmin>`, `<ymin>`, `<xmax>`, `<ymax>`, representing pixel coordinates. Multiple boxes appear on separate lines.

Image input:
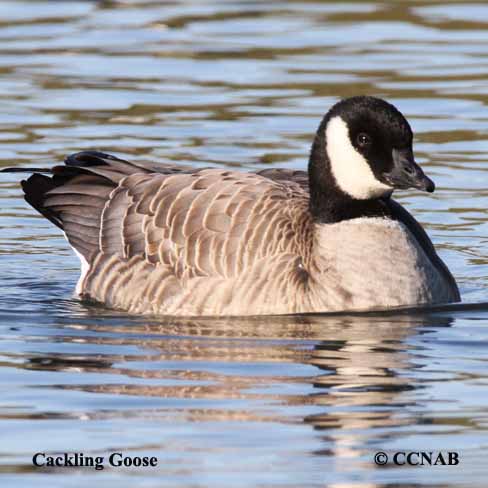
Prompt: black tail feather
<box><xmin>3</xmin><ymin>151</ymin><xmax>162</xmax><ymax>261</ymax></box>
<box><xmin>3</xmin><ymin>151</ymin><xmax>143</xmax><ymax>259</ymax></box>
<box><xmin>21</xmin><ymin>173</ymin><xmax>63</xmax><ymax>229</ymax></box>
<box><xmin>1</xmin><ymin>167</ymin><xmax>53</xmax><ymax>173</ymax></box>
<box><xmin>65</xmin><ymin>150</ymin><xmax>119</xmax><ymax>167</ymax></box>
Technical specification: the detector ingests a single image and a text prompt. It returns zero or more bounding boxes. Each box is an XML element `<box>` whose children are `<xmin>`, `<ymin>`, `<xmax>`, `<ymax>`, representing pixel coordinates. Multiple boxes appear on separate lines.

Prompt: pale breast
<box><xmin>310</xmin><ymin>217</ymin><xmax>455</xmax><ymax>311</ymax></box>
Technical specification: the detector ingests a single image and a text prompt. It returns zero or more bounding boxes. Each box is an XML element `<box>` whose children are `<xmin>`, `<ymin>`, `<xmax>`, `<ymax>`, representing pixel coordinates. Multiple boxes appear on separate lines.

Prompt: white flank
<box><xmin>62</xmin><ymin>231</ymin><xmax>90</xmax><ymax>296</ymax></box>
<box><xmin>73</xmin><ymin>248</ymin><xmax>90</xmax><ymax>295</ymax></box>
<box><xmin>325</xmin><ymin>116</ymin><xmax>391</xmax><ymax>199</ymax></box>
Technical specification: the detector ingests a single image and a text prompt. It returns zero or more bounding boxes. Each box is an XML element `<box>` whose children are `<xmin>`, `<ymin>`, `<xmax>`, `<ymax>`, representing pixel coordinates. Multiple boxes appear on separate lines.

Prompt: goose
<box><xmin>2</xmin><ymin>96</ymin><xmax>460</xmax><ymax>316</ymax></box>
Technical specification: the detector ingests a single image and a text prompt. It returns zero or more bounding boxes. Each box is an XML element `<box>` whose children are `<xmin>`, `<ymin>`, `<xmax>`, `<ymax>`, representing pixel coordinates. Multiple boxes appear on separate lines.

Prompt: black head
<box><xmin>309</xmin><ymin>96</ymin><xmax>434</xmax><ymax>211</ymax></box>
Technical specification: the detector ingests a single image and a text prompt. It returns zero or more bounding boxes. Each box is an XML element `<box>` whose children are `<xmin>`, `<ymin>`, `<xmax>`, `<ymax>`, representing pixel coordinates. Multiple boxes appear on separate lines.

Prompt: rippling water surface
<box><xmin>1</xmin><ymin>1</ymin><xmax>488</xmax><ymax>486</ymax></box>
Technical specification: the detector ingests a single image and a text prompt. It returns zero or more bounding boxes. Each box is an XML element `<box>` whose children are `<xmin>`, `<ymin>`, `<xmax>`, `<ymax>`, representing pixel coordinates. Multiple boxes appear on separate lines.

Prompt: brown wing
<box><xmin>100</xmin><ymin>167</ymin><xmax>311</xmax><ymax>281</ymax></box>
<box><xmin>14</xmin><ymin>151</ymin><xmax>201</xmax><ymax>261</ymax></box>
<box><xmin>17</xmin><ymin>151</ymin><xmax>311</xmax><ymax>280</ymax></box>
<box><xmin>93</xmin><ymin>167</ymin><xmax>312</xmax><ymax>314</ymax></box>
<box><xmin>257</xmin><ymin>168</ymin><xmax>309</xmax><ymax>191</ymax></box>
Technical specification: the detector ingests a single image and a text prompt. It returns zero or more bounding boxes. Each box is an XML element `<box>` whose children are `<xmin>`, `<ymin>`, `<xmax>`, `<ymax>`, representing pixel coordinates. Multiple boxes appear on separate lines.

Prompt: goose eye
<box><xmin>357</xmin><ymin>133</ymin><xmax>371</xmax><ymax>147</ymax></box>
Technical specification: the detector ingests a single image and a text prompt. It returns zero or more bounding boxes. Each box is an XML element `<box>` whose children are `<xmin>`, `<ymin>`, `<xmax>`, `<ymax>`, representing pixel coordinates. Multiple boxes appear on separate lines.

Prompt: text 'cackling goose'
<box><xmin>2</xmin><ymin>96</ymin><xmax>460</xmax><ymax>316</ymax></box>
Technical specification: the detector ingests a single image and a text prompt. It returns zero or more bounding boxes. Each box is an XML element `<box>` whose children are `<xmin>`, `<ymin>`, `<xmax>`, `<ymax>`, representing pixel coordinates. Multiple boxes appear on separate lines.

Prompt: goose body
<box><xmin>4</xmin><ymin>96</ymin><xmax>460</xmax><ymax>316</ymax></box>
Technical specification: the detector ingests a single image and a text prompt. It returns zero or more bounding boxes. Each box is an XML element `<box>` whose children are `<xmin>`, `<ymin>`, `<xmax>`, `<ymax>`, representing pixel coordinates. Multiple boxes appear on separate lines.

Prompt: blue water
<box><xmin>1</xmin><ymin>1</ymin><xmax>488</xmax><ymax>487</ymax></box>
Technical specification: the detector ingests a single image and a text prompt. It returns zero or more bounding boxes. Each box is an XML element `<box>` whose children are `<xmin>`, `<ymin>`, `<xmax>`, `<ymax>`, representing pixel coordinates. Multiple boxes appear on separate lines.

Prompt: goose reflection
<box><xmin>21</xmin><ymin>307</ymin><xmax>454</xmax><ymax>471</ymax></box>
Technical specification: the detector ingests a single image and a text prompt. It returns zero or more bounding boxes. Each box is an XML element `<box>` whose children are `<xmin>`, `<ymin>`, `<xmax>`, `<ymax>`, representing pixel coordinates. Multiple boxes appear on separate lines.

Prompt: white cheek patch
<box><xmin>325</xmin><ymin>116</ymin><xmax>391</xmax><ymax>200</ymax></box>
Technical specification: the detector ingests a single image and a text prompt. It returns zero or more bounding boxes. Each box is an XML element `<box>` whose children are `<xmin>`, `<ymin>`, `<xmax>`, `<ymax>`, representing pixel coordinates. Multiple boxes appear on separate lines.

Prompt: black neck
<box><xmin>307</xmin><ymin>121</ymin><xmax>392</xmax><ymax>224</ymax></box>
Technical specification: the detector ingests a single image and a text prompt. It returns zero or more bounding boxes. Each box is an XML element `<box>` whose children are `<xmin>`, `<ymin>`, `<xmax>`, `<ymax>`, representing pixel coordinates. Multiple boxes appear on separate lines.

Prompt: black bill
<box><xmin>383</xmin><ymin>148</ymin><xmax>435</xmax><ymax>193</ymax></box>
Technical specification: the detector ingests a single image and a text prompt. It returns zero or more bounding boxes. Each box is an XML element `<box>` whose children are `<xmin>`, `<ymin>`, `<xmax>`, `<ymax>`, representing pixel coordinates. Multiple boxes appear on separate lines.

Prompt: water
<box><xmin>1</xmin><ymin>1</ymin><xmax>488</xmax><ymax>486</ymax></box>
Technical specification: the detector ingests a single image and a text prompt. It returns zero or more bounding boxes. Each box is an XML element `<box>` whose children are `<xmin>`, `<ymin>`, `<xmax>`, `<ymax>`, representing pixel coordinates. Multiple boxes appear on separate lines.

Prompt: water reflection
<box><xmin>5</xmin><ymin>308</ymin><xmax>468</xmax><ymax>486</ymax></box>
<box><xmin>14</xmin><ymin>311</ymin><xmax>452</xmax><ymax>446</ymax></box>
